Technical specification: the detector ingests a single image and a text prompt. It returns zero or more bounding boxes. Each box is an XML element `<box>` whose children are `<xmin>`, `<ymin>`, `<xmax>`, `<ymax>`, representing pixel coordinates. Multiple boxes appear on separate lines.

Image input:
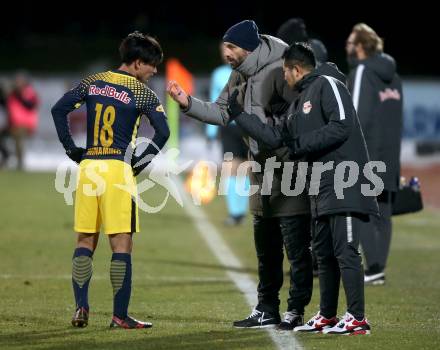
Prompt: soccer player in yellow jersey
<box><xmin>52</xmin><ymin>32</ymin><xmax>169</xmax><ymax>329</ymax></box>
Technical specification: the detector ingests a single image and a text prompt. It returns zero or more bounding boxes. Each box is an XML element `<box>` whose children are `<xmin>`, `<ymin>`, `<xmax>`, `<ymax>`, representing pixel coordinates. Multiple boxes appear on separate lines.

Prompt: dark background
<box><xmin>0</xmin><ymin>3</ymin><xmax>436</xmax><ymax>76</ymax></box>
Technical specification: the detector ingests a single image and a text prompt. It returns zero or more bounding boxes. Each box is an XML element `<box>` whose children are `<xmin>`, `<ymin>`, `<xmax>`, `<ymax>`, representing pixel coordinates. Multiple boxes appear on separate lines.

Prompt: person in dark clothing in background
<box><xmin>228</xmin><ymin>43</ymin><xmax>378</xmax><ymax>335</ymax></box>
<box><xmin>346</xmin><ymin>23</ymin><xmax>403</xmax><ymax>285</ymax></box>
<box><xmin>276</xmin><ymin>18</ymin><xmax>328</xmax><ymax>66</ymax></box>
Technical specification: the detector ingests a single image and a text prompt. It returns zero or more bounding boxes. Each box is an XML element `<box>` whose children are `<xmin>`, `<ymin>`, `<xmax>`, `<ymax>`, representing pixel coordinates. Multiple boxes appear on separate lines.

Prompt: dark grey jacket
<box><xmin>183</xmin><ymin>35</ymin><xmax>309</xmax><ymax>217</ymax></box>
<box><xmin>234</xmin><ymin>63</ymin><xmax>379</xmax><ymax>218</ymax></box>
<box><xmin>347</xmin><ymin>53</ymin><xmax>403</xmax><ymax>192</ymax></box>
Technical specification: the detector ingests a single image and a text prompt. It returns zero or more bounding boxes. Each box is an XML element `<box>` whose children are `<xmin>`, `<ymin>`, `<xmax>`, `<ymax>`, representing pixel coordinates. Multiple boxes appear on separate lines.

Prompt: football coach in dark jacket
<box><xmin>228</xmin><ymin>43</ymin><xmax>379</xmax><ymax>335</ymax></box>
<box><xmin>167</xmin><ymin>20</ymin><xmax>312</xmax><ymax>330</ymax></box>
<box><xmin>346</xmin><ymin>23</ymin><xmax>403</xmax><ymax>285</ymax></box>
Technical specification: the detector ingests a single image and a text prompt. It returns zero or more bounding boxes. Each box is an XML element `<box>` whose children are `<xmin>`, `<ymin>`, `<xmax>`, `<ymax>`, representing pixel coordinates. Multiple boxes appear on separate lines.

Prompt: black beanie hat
<box><xmin>223</xmin><ymin>20</ymin><xmax>261</xmax><ymax>52</ymax></box>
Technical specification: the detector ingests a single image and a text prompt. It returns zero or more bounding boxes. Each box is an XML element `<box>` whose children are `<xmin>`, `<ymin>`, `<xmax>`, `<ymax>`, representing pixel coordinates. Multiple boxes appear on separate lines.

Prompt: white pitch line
<box><xmin>176</xmin><ymin>176</ymin><xmax>303</xmax><ymax>350</ymax></box>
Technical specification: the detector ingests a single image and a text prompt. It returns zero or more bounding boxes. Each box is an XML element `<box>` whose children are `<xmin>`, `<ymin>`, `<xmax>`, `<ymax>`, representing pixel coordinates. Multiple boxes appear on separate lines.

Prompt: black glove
<box><xmin>227</xmin><ymin>89</ymin><xmax>244</xmax><ymax>119</ymax></box>
<box><xmin>281</xmin><ymin>123</ymin><xmax>302</xmax><ymax>160</ymax></box>
<box><xmin>131</xmin><ymin>154</ymin><xmax>152</xmax><ymax>176</ymax></box>
<box><xmin>66</xmin><ymin>147</ymin><xmax>86</xmax><ymax>164</ymax></box>
<box><xmin>284</xmin><ymin>138</ymin><xmax>297</xmax><ymax>155</ymax></box>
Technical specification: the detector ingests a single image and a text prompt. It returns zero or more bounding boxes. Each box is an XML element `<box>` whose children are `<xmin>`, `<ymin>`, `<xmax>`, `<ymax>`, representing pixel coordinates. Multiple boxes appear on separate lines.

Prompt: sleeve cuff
<box><xmin>180</xmin><ymin>96</ymin><xmax>192</xmax><ymax>113</ymax></box>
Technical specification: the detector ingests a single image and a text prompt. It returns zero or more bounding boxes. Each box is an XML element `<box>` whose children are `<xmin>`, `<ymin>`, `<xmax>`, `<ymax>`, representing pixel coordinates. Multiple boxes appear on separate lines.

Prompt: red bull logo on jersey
<box><xmin>89</xmin><ymin>85</ymin><xmax>131</xmax><ymax>104</ymax></box>
<box><xmin>379</xmin><ymin>88</ymin><xmax>401</xmax><ymax>102</ymax></box>
<box><xmin>303</xmin><ymin>100</ymin><xmax>312</xmax><ymax>114</ymax></box>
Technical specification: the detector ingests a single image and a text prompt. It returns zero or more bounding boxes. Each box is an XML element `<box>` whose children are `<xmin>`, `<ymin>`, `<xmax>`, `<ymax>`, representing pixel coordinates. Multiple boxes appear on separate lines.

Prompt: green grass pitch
<box><xmin>0</xmin><ymin>171</ymin><xmax>439</xmax><ymax>349</ymax></box>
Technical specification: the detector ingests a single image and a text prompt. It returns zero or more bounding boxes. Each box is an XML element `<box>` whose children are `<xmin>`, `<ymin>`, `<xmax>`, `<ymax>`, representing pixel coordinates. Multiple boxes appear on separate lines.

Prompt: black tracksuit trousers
<box><xmin>359</xmin><ymin>191</ymin><xmax>393</xmax><ymax>272</ymax></box>
<box><xmin>253</xmin><ymin>214</ymin><xmax>313</xmax><ymax>315</ymax></box>
<box><xmin>313</xmin><ymin>213</ymin><xmax>367</xmax><ymax>320</ymax></box>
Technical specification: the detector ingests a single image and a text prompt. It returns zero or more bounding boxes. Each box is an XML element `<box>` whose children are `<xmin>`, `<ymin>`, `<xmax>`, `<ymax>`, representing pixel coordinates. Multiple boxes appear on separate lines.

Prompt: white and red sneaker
<box><xmin>109</xmin><ymin>315</ymin><xmax>152</xmax><ymax>329</ymax></box>
<box><xmin>323</xmin><ymin>312</ymin><xmax>371</xmax><ymax>335</ymax></box>
<box><xmin>293</xmin><ymin>312</ymin><xmax>339</xmax><ymax>333</ymax></box>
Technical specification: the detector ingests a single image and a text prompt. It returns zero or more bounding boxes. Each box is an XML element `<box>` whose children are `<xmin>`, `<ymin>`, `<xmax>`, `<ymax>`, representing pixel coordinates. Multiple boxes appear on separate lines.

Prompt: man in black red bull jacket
<box><xmin>227</xmin><ymin>42</ymin><xmax>379</xmax><ymax>335</ymax></box>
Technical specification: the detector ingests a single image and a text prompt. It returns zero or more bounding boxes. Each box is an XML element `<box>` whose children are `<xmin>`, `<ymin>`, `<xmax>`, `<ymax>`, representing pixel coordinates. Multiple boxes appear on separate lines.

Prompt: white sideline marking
<box><xmin>176</xmin><ymin>176</ymin><xmax>303</xmax><ymax>350</ymax></box>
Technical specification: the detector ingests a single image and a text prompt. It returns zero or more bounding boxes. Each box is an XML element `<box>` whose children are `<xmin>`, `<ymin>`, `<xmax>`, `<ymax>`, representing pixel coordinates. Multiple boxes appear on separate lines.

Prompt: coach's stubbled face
<box><xmin>222</xmin><ymin>42</ymin><xmax>249</xmax><ymax>68</ymax></box>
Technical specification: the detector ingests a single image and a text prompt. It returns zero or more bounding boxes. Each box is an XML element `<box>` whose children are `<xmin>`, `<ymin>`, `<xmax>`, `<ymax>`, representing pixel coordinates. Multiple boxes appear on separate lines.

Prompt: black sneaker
<box><xmin>110</xmin><ymin>315</ymin><xmax>153</xmax><ymax>329</ymax></box>
<box><xmin>72</xmin><ymin>307</ymin><xmax>89</xmax><ymax>328</ymax></box>
<box><xmin>277</xmin><ymin>311</ymin><xmax>304</xmax><ymax>331</ymax></box>
<box><xmin>364</xmin><ymin>272</ymin><xmax>385</xmax><ymax>285</ymax></box>
<box><xmin>233</xmin><ymin>308</ymin><xmax>280</xmax><ymax>328</ymax></box>
<box><xmin>364</xmin><ymin>264</ymin><xmax>385</xmax><ymax>285</ymax></box>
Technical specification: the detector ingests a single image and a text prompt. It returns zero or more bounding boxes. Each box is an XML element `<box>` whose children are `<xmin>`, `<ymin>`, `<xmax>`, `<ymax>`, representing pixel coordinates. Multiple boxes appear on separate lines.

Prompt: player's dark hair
<box><xmin>119</xmin><ymin>31</ymin><xmax>163</xmax><ymax>66</ymax></box>
<box><xmin>282</xmin><ymin>42</ymin><xmax>316</xmax><ymax>70</ymax></box>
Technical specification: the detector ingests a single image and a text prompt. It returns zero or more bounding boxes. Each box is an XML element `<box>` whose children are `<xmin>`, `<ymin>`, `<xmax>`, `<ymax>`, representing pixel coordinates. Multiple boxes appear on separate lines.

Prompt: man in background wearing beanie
<box><xmin>276</xmin><ymin>18</ymin><xmax>328</xmax><ymax>66</ymax></box>
<box><xmin>168</xmin><ymin>20</ymin><xmax>312</xmax><ymax>330</ymax></box>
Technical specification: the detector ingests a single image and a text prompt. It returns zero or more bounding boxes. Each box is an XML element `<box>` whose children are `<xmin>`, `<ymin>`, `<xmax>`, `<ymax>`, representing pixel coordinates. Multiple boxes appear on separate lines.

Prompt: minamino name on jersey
<box><xmin>89</xmin><ymin>85</ymin><xmax>131</xmax><ymax>104</ymax></box>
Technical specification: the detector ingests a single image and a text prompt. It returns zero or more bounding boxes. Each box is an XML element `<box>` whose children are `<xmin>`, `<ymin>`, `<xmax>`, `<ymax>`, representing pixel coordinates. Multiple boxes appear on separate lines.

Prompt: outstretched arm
<box><xmin>167</xmin><ymin>77</ymin><xmax>237</xmax><ymax>126</ymax></box>
<box><xmin>226</xmin><ymin>89</ymin><xmax>285</xmax><ymax>150</ymax></box>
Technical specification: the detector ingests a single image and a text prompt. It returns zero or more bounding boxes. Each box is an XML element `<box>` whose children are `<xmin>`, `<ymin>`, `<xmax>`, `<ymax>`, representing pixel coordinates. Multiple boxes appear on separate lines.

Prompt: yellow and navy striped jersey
<box><xmin>52</xmin><ymin>69</ymin><xmax>169</xmax><ymax>162</ymax></box>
